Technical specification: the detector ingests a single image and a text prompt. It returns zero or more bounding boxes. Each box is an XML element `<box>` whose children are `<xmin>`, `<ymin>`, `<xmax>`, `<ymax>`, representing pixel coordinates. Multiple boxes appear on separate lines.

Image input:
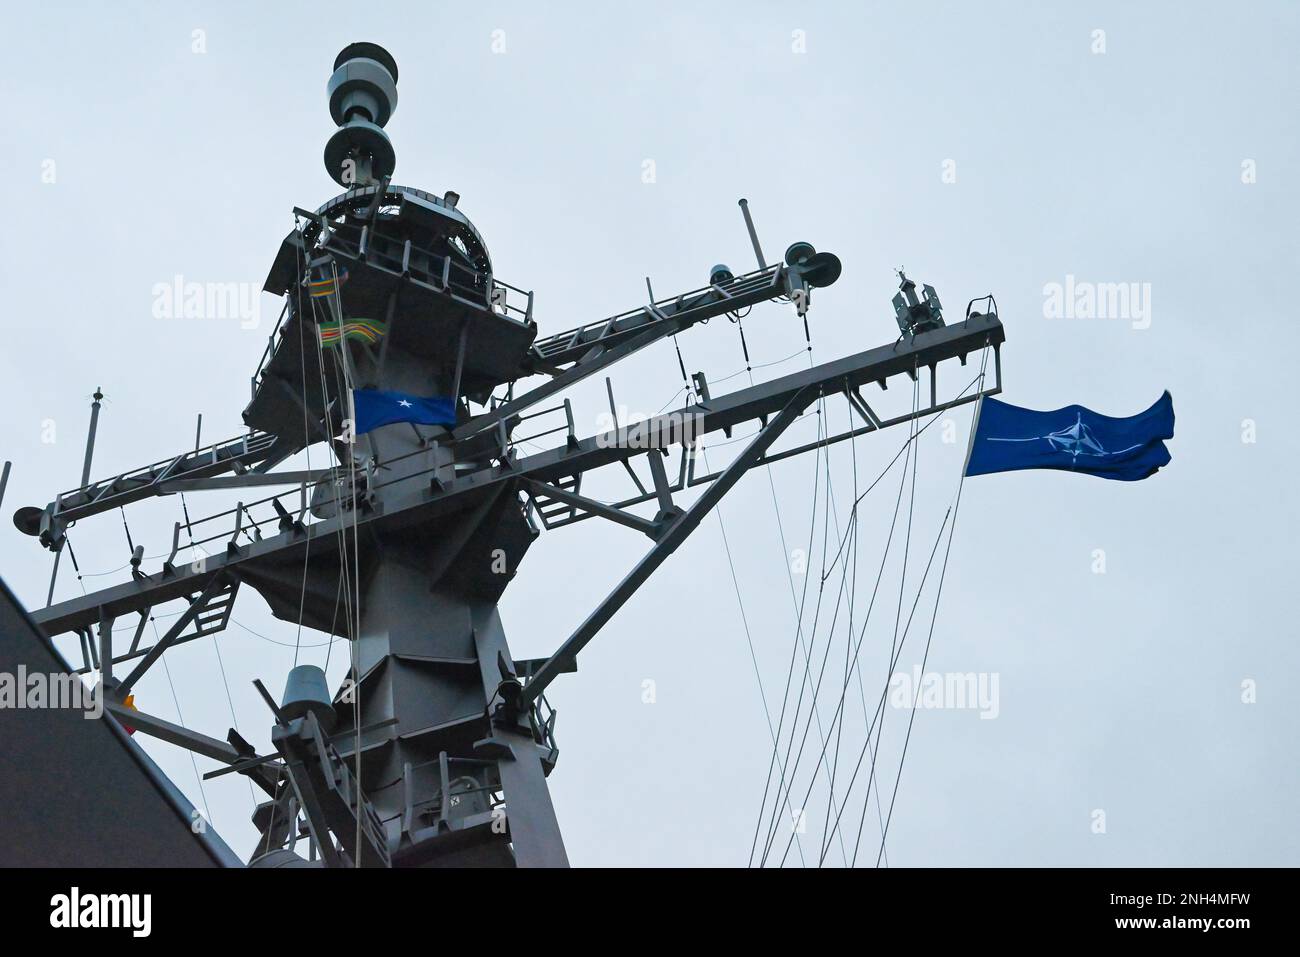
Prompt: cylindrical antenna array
<box><xmin>324</xmin><ymin>42</ymin><xmax>399</xmax><ymax>187</ymax></box>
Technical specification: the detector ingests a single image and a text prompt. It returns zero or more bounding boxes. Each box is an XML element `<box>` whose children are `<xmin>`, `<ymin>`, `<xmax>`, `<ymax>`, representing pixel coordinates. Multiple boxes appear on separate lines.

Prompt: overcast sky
<box><xmin>1</xmin><ymin>0</ymin><xmax>1296</xmax><ymax>866</ymax></box>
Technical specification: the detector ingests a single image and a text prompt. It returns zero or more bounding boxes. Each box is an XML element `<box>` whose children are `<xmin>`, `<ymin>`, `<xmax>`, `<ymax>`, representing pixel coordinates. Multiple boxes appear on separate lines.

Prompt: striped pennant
<box><xmin>308</xmin><ymin>267</ymin><xmax>349</xmax><ymax>298</ymax></box>
<box><xmin>317</xmin><ymin>318</ymin><xmax>386</xmax><ymax>348</ymax></box>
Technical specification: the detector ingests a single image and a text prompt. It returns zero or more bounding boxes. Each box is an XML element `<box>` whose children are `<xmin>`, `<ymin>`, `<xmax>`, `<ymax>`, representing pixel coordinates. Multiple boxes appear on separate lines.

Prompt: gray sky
<box><xmin>1</xmin><ymin>0</ymin><xmax>1296</xmax><ymax>866</ymax></box>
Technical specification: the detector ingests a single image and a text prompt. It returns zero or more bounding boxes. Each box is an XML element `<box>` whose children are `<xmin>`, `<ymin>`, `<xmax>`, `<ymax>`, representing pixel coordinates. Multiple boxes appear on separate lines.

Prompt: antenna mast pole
<box><xmin>80</xmin><ymin>388</ymin><xmax>103</xmax><ymax>490</ymax></box>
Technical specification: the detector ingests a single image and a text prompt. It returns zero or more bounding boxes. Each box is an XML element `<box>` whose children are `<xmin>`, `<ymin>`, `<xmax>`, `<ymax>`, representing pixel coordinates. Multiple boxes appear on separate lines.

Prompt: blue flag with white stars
<box><xmin>965</xmin><ymin>392</ymin><xmax>1174</xmax><ymax>482</ymax></box>
<box><xmin>352</xmin><ymin>388</ymin><xmax>457</xmax><ymax>434</ymax></box>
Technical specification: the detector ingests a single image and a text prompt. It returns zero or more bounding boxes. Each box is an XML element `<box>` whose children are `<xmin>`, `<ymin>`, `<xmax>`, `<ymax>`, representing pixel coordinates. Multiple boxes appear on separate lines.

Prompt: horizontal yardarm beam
<box><xmin>515</xmin><ymin>312</ymin><xmax>1003</xmax><ymax>484</ymax></box>
<box><xmin>21</xmin><ymin>431</ymin><xmax>280</xmax><ymax>535</ymax></box>
<box><xmin>542</xmin><ymin>380</ymin><xmax>997</xmax><ymax>535</ymax></box>
<box><xmin>31</xmin><ymin>315</ymin><xmax>1002</xmax><ymax>638</ymax></box>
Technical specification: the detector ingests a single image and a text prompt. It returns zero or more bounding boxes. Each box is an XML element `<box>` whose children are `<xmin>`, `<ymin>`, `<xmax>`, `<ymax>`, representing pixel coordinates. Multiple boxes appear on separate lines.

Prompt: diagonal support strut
<box><xmin>520</xmin><ymin>388</ymin><xmax>813</xmax><ymax>705</ymax></box>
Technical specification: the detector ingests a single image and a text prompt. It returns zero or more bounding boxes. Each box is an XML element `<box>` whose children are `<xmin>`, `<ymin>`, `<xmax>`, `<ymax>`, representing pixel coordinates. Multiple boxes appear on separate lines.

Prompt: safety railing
<box><xmin>530</xmin><ymin>261</ymin><xmax>784</xmax><ymax>362</ymax></box>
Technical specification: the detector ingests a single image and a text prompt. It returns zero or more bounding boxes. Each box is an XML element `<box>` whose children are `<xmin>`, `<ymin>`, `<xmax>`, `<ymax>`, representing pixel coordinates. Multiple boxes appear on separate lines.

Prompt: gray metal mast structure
<box><xmin>12</xmin><ymin>44</ymin><xmax>1005</xmax><ymax>867</ymax></box>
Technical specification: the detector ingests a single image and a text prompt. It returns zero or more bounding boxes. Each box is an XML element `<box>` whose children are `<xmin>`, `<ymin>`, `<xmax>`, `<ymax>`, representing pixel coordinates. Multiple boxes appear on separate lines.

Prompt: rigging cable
<box><xmin>232</xmin><ymin>617</ymin><xmax>330</xmax><ymax>649</ymax></box>
<box><xmin>291</xmin><ymin>224</ymin><xmax>316</xmax><ymax>667</ymax></box>
<box><xmin>149</xmin><ymin>618</ymin><xmax>213</xmax><ymax>827</ymax></box>
<box><xmin>828</xmin><ymin>385</ymin><xmax>891</xmax><ymax>867</ymax></box>
<box><xmin>668</xmin><ymin>329</ymin><xmax>809</xmax><ymax>865</ymax></box>
<box><xmin>870</xmin><ymin>343</ymin><xmax>990</xmax><ymax>866</ymax></box>
<box><xmin>744</xmin><ymin>406</ymin><xmax>827</xmax><ymax>867</ymax></box>
<box><xmin>752</xmin><ymin>405</ymin><xmax>832</xmax><ymax>865</ymax></box>
<box><xmin>836</xmin><ymin>364</ymin><xmax>922</xmax><ymax>863</ymax></box>
<box><xmin>304</xmin><ymin>230</ymin><xmax>358</xmax><ymax>670</ymax></box>
<box><xmin>853</xmin><ymin>372</ymin><xmax>987</xmax><ymax>864</ymax></box>
<box><xmin>750</xmin><ymin>363</ymin><xmax>852</xmax><ymax>866</ymax></box>
<box><xmin>819</xmin><ymin>389</ymin><xmax>867</xmax><ymax>864</ymax></box>
<box><xmin>305</xmin><ymin>250</ymin><xmax>365</xmax><ymax>863</ymax></box>
<box><xmin>762</xmin><ymin>368</ymin><xmax>989</xmax><ymax>865</ymax></box>
<box><xmin>211</xmin><ymin>629</ymin><xmax>258</xmax><ymax>808</ymax></box>
<box><xmin>759</xmin><ymin>390</ymin><xmax>857</xmax><ymax>868</ymax></box>
<box><xmin>758</xmin><ymin>445</ymin><xmax>867</xmax><ymax>867</ymax></box>
<box><xmin>756</xmin><ymin>390</ymin><xmax>857</xmax><ymax>866</ymax></box>
<box><xmin>815</xmin><ymin>412</ymin><xmax>913</xmax><ymax>866</ymax></box>
<box><xmin>305</xmin><ymin>253</ymin><xmax>359</xmax><ymax>680</ymax></box>
<box><xmin>704</xmin><ymin>440</ymin><xmax>809</xmax><ymax>869</ymax></box>
<box><xmin>781</xmin><ymin>502</ymin><xmax>952</xmax><ymax>868</ymax></box>
<box><xmin>754</xmin><ymin>323</ymin><xmax>863</xmax><ymax>868</ymax></box>
<box><xmin>834</xmin><ymin>349</ymin><xmax>993</xmax><ymax>865</ymax></box>
<box><xmin>748</xmin><ymin>348</ymin><xmax>847</xmax><ymax>863</ymax></box>
<box><xmin>788</xmin><ymin>389</ymin><xmax>852</xmax><ymax>865</ymax></box>
<box><xmin>325</xmin><ymin>256</ymin><xmax>366</xmax><ymax>866</ymax></box>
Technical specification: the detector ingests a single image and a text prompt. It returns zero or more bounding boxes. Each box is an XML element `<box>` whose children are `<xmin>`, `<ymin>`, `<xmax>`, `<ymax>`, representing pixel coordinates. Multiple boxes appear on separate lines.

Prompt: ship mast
<box><xmin>13</xmin><ymin>43</ymin><xmax>1005</xmax><ymax>867</ymax></box>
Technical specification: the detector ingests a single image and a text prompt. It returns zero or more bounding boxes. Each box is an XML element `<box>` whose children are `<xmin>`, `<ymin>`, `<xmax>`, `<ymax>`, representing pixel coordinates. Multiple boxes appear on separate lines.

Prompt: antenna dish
<box><xmin>12</xmin><ymin>505</ymin><xmax>41</xmax><ymax>537</ymax></box>
<box><xmin>783</xmin><ymin>242</ymin><xmax>842</xmax><ymax>288</ymax></box>
<box><xmin>802</xmin><ymin>251</ymin><xmax>842</xmax><ymax>288</ymax></box>
<box><xmin>784</xmin><ymin>242</ymin><xmax>816</xmax><ymax>267</ymax></box>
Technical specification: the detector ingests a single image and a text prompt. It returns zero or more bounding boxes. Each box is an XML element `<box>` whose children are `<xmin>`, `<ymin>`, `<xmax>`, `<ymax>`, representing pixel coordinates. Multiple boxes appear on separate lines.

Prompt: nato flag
<box><xmin>965</xmin><ymin>391</ymin><xmax>1174</xmax><ymax>481</ymax></box>
<box><xmin>352</xmin><ymin>389</ymin><xmax>457</xmax><ymax>434</ymax></box>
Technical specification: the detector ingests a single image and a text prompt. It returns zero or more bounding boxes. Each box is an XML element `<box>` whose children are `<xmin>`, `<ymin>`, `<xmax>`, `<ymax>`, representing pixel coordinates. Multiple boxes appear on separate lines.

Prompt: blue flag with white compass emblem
<box><xmin>965</xmin><ymin>392</ymin><xmax>1174</xmax><ymax>481</ymax></box>
<box><xmin>352</xmin><ymin>388</ymin><xmax>458</xmax><ymax>434</ymax></box>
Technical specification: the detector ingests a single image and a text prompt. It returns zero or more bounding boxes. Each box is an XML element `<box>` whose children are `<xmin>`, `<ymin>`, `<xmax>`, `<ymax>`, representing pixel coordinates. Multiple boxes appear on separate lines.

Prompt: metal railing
<box><xmin>248</xmin><ymin>243</ymin><xmax>535</xmax><ymax>407</ymax></box>
<box><xmin>531</xmin><ymin>261</ymin><xmax>783</xmax><ymax>361</ymax></box>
